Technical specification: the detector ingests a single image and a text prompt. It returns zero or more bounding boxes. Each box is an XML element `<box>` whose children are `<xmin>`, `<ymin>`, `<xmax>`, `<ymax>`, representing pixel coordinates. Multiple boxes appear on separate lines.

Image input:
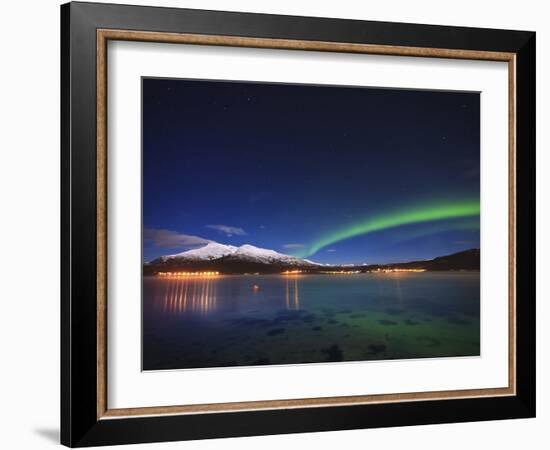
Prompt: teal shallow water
<box><xmin>142</xmin><ymin>272</ymin><xmax>480</xmax><ymax>370</ymax></box>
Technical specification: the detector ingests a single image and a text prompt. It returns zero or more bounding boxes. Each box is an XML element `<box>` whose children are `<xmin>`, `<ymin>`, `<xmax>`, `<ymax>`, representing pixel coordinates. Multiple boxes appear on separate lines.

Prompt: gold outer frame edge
<box><xmin>96</xmin><ymin>29</ymin><xmax>517</xmax><ymax>420</ymax></box>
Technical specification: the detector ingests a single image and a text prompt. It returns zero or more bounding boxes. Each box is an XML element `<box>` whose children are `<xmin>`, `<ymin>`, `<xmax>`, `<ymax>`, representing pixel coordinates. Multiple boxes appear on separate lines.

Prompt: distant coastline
<box><xmin>144</xmin><ymin>247</ymin><xmax>480</xmax><ymax>276</ymax></box>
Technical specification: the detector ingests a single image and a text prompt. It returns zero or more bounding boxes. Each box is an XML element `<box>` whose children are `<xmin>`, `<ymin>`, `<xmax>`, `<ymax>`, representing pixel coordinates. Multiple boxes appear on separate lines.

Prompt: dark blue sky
<box><xmin>143</xmin><ymin>78</ymin><xmax>480</xmax><ymax>264</ymax></box>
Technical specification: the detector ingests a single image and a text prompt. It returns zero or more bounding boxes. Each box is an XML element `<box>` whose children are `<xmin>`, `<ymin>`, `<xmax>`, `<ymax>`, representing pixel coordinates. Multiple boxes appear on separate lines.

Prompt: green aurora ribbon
<box><xmin>297</xmin><ymin>200</ymin><xmax>480</xmax><ymax>258</ymax></box>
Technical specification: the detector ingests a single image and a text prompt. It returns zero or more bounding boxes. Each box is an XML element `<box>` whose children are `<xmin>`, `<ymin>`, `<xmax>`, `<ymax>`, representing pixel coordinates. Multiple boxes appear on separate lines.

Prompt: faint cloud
<box><xmin>206</xmin><ymin>224</ymin><xmax>247</xmax><ymax>237</ymax></box>
<box><xmin>283</xmin><ymin>243</ymin><xmax>305</xmax><ymax>249</ymax></box>
<box><xmin>144</xmin><ymin>228</ymin><xmax>210</xmax><ymax>248</ymax></box>
<box><xmin>326</xmin><ymin>248</ymin><xmax>337</xmax><ymax>252</ymax></box>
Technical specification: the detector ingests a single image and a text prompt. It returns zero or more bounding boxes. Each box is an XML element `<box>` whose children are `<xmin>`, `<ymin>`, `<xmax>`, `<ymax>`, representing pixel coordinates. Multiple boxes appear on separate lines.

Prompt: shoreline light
<box><xmin>157</xmin><ymin>271</ymin><xmax>220</xmax><ymax>277</ymax></box>
<box><xmin>373</xmin><ymin>268</ymin><xmax>426</xmax><ymax>273</ymax></box>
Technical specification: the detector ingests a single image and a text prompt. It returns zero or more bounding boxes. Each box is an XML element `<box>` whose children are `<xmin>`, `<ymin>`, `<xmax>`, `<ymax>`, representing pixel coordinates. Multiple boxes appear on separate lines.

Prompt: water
<box><xmin>142</xmin><ymin>272</ymin><xmax>480</xmax><ymax>370</ymax></box>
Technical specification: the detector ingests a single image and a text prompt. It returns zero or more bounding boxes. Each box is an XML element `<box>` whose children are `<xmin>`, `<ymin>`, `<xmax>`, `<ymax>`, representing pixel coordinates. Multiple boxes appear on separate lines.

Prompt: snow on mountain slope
<box><xmin>163</xmin><ymin>242</ymin><xmax>237</xmax><ymax>261</ymax></box>
<box><xmin>230</xmin><ymin>244</ymin><xmax>312</xmax><ymax>265</ymax></box>
<box><xmin>157</xmin><ymin>242</ymin><xmax>321</xmax><ymax>266</ymax></box>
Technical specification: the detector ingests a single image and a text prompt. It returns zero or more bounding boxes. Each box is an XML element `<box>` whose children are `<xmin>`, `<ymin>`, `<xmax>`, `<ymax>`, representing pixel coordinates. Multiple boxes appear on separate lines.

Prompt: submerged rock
<box><xmin>349</xmin><ymin>313</ymin><xmax>366</xmax><ymax>319</ymax></box>
<box><xmin>379</xmin><ymin>319</ymin><xmax>398</xmax><ymax>326</ymax></box>
<box><xmin>404</xmin><ymin>319</ymin><xmax>419</xmax><ymax>326</ymax></box>
<box><xmin>448</xmin><ymin>316</ymin><xmax>469</xmax><ymax>325</ymax></box>
<box><xmin>417</xmin><ymin>336</ymin><xmax>441</xmax><ymax>346</ymax></box>
<box><xmin>368</xmin><ymin>343</ymin><xmax>387</xmax><ymax>355</ymax></box>
<box><xmin>321</xmin><ymin>344</ymin><xmax>344</xmax><ymax>362</ymax></box>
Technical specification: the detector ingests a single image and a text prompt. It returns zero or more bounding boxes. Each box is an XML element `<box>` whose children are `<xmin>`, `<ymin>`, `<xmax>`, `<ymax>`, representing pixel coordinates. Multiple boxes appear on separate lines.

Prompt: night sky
<box><xmin>143</xmin><ymin>78</ymin><xmax>480</xmax><ymax>264</ymax></box>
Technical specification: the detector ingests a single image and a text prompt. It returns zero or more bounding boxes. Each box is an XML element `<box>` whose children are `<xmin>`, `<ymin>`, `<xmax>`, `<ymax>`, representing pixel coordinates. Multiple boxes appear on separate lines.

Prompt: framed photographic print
<box><xmin>61</xmin><ymin>2</ymin><xmax>536</xmax><ymax>447</ymax></box>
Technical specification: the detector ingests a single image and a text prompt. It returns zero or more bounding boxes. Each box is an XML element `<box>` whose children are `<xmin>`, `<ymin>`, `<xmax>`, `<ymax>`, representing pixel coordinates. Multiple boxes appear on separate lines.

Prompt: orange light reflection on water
<box><xmin>157</xmin><ymin>271</ymin><xmax>220</xmax><ymax>277</ymax></box>
<box><xmin>154</xmin><ymin>274</ymin><xmax>302</xmax><ymax>314</ymax></box>
<box><xmin>285</xmin><ymin>275</ymin><xmax>300</xmax><ymax>310</ymax></box>
<box><xmin>159</xmin><ymin>277</ymin><xmax>218</xmax><ymax>314</ymax></box>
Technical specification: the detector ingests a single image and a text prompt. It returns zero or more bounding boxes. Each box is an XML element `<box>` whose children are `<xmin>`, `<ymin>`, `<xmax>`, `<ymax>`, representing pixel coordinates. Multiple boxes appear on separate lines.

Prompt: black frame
<box><xmin>61</xmin><ymin>2</ymin><xmax>536</xmax><ymax>447</ymax></box>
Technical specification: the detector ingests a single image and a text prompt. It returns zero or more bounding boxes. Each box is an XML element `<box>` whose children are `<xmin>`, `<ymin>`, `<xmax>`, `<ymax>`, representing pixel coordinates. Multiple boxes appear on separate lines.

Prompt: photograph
<box><xmin>56</xmin><ymin>2</ymin><xmax>536</xmax><ymax>446</ymax></box>
<box><xmin>142</xmin><ymin>78</ymin><xmax>481</xmax><ymax>371</ymax></box>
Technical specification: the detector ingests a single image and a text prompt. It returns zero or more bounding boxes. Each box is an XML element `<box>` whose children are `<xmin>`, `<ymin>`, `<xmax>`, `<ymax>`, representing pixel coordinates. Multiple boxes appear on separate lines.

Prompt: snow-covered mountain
<box><xmin>151</xmin><ymin>242</ymin><xmax>320</xmax><ymax>268</ymax></box>
<box><xmin>161</xmin><ymin>242</ymin><xmax>238</xmax><ymax>261</ymax></box>
<box><xmin>228</xmin><ymin>244</ymin><xmax>315</xmax><ymax>265</ymax></box>
<box><xmin>146</xmin><ymin>243</ymin><xmax>480</xmax><ymax>275</ymax></box>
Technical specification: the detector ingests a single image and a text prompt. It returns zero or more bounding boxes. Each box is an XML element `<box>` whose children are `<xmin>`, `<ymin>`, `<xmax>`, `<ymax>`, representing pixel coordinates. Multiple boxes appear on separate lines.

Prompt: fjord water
<box><xmin>142</xmin><ymin>273</ymin><xmax>480</xmax><ymax>370</ymax></box>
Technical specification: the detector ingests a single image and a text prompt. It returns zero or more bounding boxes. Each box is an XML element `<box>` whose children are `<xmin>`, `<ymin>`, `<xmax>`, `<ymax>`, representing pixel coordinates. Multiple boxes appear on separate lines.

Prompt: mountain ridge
<box><xmin>145</xmin><ymin>243</ymin><xmax>480</xmax><ymax>275</ymax></box>
<box><xmin>154</xmin><ymin>242</ymin><xmax>320</xmax><ymax>266</ymax></box>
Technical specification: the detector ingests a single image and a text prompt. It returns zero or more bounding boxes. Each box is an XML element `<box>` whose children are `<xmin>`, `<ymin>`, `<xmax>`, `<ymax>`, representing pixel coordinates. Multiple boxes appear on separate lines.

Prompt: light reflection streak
<box><xmin>157</xmin><ymin>277</ymin><xmax>218</xmax><ymax>314</ymax></box>
<box><xmin>154</xmin><ymin>275</ymin><xmax>303</xmax><ymax>314</ymax></box>
<box><xmin>393</xmin><ymin>272</ymin><xmax>403</xmax><ymax>304</ymax></box>
<box><xmin>285</xmin><ymin>276</ymin><xmax>300</xmax><ymax>310</ymax></box>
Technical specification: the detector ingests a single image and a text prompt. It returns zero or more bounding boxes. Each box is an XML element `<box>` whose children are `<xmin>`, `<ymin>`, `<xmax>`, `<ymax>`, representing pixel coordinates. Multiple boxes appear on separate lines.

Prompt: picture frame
<box><xmin>61</xmin><ymin>1</ymin><xmax>536</xmax><ymax>447</ymax></box>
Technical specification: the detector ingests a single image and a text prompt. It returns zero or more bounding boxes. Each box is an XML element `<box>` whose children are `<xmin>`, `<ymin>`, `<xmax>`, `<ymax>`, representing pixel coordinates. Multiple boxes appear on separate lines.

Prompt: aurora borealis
<box><xmin>296</xmin><ymin>200</ymin><xmax>480</xmax><ymax>258</ymax></box>
<box><xmin>143</xmin><ymin>78</ymin><xmax>480</xmax><ymax>264</ymax></box>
